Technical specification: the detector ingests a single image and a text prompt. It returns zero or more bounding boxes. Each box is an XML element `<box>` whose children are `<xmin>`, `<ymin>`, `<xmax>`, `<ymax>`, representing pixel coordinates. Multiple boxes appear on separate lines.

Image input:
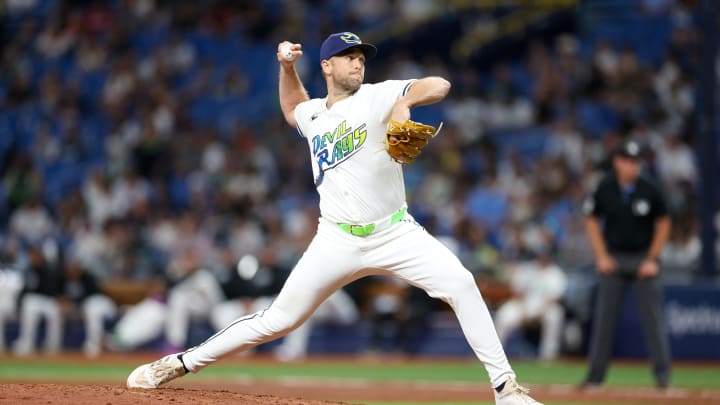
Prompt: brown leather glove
<box><xmin>384</xmin><ymin>119</ymin><xmax>442</xmax><ymax>164</ymax></box>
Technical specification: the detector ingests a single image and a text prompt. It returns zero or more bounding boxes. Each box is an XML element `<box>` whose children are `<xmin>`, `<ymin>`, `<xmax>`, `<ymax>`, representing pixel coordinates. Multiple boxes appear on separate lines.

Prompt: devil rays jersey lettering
<box><xmin>311</xmin><ymin>120</ymin><xmax>367</xmax><ymax>185</ymax></box>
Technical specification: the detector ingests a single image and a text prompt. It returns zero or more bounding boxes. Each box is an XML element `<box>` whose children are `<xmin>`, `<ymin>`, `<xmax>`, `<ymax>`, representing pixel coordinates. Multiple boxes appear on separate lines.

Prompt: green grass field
<box><xmin>1</xmin><ymin>356</ymin><xmax>718</xmax><ymax>405</ymax></box>
<box><xmin>2</xmin><ymin>358</ymin><xmax>717</xmax><ymax>388</ymax></box>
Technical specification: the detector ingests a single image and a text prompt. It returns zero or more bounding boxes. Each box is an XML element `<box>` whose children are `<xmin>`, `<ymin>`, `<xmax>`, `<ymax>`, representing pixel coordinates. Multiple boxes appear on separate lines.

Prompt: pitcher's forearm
<box><xmin>279</xmin><ymin>65</ymin><xmax>309</xmax><ymax>127</ymax></box>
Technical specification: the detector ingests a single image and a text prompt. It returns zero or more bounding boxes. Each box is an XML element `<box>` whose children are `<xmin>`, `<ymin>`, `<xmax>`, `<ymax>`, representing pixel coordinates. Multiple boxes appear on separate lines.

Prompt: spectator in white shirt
<box><xmin>494</xmin><ymin>249</ymin><xmax>567</xmax><ymax>360</ymax></box>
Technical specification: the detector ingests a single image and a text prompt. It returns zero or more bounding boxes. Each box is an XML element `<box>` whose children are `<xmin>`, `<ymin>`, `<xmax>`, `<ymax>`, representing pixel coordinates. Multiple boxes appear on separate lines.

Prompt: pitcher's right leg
<box><xmin>128</xmin><ymin>222</ymin><xmax>362</xmax><ymax>388</ymax></box>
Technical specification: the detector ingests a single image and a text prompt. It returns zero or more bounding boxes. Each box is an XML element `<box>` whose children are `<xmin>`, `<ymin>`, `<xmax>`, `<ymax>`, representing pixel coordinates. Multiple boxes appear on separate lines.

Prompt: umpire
<box><xmin>581</xmin><ymin>140</ymin><xmax>672</xmax><ymax>389</ymax></box>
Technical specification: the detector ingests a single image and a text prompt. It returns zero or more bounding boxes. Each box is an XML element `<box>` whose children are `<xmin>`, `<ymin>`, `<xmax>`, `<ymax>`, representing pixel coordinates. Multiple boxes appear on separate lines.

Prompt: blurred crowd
<box><xmin>0</xmin><ymin>0</ymin><xmax>713</xmax><ymax>357</ymax></box>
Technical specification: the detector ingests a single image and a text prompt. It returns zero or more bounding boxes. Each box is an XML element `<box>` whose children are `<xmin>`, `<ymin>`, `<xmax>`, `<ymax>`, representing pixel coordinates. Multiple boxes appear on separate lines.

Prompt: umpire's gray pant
<box><xmin>585</xmin><ymin>254</ymin><xmax>671</xmax><ymax>386</ymax></box>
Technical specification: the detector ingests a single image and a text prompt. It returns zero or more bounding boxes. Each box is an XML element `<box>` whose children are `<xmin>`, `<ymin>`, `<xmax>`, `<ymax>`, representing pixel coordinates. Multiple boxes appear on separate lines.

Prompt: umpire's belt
<box><xmin>336</xmin><ymin>206</ymin><xmax>407</xmax><ymax>237</ymax></box>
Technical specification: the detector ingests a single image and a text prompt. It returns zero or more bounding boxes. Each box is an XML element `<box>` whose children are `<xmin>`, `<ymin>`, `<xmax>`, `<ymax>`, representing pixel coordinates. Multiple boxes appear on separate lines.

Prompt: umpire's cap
<box><xmin>320</xmin><ymin>32</ymin><xmax>377</xmax><ymax>62</ymax></box>
<box><xmin>614</xmin><ymin>139</ymin><xmax>642</xmax><ymax>159</ymax></box>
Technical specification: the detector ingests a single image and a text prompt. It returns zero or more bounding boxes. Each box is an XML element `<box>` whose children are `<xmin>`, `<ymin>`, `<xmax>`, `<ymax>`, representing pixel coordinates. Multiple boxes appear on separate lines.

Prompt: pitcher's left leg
<box><xmin>369</xmin><ymin>224</ymin><xmax>514</xmax><ymax>387</ymax></box>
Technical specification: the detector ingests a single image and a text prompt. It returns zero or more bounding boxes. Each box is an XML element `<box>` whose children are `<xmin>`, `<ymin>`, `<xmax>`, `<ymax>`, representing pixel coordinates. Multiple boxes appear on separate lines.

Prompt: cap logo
<box><xmin>340</xmin><ymin>32</ymin><xmax>362</xmax><ymax>44</ymax></box>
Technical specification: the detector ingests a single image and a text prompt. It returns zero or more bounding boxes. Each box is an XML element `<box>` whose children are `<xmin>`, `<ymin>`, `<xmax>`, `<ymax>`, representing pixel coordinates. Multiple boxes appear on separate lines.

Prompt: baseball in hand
<box><xmin>280</xmin><ymin>43</ymin><xmax>294</xmax><ymax>61</ymax></box>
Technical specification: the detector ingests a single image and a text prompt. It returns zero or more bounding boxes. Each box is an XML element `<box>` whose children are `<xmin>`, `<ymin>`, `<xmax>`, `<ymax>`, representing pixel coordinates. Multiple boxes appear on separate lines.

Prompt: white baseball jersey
<box><xmin>294</xmin><ymin>80</ymin><xmax>415</xmax><ymax>224</ymax></box>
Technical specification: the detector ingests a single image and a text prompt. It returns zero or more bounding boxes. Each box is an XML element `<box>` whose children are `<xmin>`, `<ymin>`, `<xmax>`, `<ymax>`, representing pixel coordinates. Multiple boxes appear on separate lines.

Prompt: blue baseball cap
<box><xmin>320</xmin><ymin>32</ymin><xmax>377</xmax><ymax>62</ymax></box>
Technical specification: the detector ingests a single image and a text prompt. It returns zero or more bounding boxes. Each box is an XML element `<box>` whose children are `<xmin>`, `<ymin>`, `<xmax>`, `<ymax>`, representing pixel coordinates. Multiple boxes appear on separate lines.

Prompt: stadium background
<box><xmin>1</xmin><ymin>0</ymin><xmax>719</xmax><ymax>403</ymax></box>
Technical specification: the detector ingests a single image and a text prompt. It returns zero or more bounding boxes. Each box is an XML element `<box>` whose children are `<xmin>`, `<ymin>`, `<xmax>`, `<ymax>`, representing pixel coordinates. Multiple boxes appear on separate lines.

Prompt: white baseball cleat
<box><xmin>494</xmin><ymin>377</ymin><xmax>543</xmax><ymax>405</ymax></box>
<box><xmin>126</xmin><ymin>354</ymin><xmax>187</xmax><ymax>389</ymax></box>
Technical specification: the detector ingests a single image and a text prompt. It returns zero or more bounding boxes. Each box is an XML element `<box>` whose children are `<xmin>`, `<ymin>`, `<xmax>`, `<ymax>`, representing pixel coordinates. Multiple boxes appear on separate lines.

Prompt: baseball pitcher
<box><xmin>127</xmin><ymin>32</ymin><xmax>542</xmax><ymax>405</ymax></box>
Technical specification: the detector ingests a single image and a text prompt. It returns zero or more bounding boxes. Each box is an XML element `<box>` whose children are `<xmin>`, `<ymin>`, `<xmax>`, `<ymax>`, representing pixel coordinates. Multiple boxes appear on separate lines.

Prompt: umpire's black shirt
<box><xmin>583</xmin><ymin>173</ymin><xmax>667</xmax><ymax>253</ymax></box>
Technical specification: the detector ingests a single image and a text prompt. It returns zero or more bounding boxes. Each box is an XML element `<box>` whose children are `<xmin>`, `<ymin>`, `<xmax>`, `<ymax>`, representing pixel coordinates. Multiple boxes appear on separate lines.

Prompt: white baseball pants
<box><xmin>182</xmin><ymin>216</ymin><xmax>515</xmax><ymax>386</ymax></box>
<box><xmin>81</xmin><ymin>294</ymin><xmax>117</xmax><ymax>356</ymax></box>
<box><xmin>13</xmin><ymin>293</ymin><xmax>63</xmax><ymax>355</ymax></box>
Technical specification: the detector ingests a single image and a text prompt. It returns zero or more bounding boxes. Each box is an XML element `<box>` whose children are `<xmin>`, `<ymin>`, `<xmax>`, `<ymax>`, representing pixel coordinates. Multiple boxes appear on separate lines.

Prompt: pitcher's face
<box><xmin>323</xmin><ymin>48</ymin><xmax>366</xmax><ymax>93</ymax></box>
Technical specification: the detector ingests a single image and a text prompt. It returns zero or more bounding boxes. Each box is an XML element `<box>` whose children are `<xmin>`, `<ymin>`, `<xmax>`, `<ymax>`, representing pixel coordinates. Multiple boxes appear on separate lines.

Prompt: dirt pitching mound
<box><xmin>0</xmin><ymin>383</ymin><xmax>350</xmax><ymax>405</ymax></box>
